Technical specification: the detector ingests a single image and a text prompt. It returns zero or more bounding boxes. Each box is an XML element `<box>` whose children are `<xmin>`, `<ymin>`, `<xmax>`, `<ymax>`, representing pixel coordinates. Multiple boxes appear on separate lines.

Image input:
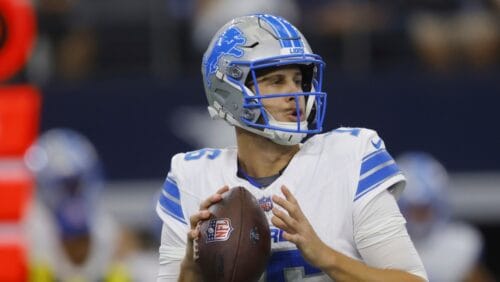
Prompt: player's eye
<box><xmin>294</xmin><ymin>77</ymin><xmax>302</xmax><ymax>86</ymax></box>
<box><xmin>269</xmin><ymin>76</ymin><xmax>283</xmax><ymax>85</ymax></box>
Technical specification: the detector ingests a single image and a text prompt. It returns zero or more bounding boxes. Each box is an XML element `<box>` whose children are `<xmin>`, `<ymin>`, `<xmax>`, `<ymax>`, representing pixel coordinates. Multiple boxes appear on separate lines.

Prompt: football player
<box><xmin>157</xmin><ymin>14</ymin><xmax>427</xmax><ymax>281</ymax></box>
<box><xmin>24</xmin><ymin>129</ymin><xmax>133</xmax><ymax>280</ymax></box>
<box><xmin>397</xmin><ymin>152</ymin><xmax>493</xmax><ymax>282</ymax></box>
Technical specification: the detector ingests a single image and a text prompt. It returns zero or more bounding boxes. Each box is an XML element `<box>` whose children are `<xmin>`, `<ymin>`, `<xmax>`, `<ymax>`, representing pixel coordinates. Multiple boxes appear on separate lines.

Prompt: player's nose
<box><xmin>284</xmin><ymin>79</ymin><xmax>301</xmax><ymax>95</ymax></box>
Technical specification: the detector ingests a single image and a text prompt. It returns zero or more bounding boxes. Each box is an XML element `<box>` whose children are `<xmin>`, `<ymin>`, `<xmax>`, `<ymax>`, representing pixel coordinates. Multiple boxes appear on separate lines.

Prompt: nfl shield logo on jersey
<box><xmin>205</xmin><ymin>218</ymin><xmax>234</xmax><ymax>243</ymax></box>
<box><xmin>258</xmin><ymin>196</ymin><xmax>273</xmax><ymax>212</ymax></box>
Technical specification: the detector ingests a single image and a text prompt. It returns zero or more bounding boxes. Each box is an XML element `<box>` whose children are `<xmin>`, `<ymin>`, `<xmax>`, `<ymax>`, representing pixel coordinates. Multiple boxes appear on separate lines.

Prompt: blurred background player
<box><xmin>396</xmin><ymin>152</ymin><xmax>494</xmax><ymax>282</ymax></box>
<box><xmin>23</xmin><ymin>128</ymin><xmax>156</xmax><ymax>281</ymax></box>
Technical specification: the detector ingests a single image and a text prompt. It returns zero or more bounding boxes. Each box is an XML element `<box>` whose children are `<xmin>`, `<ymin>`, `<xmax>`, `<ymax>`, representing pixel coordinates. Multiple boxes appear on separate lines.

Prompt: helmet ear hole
<box><xmin>242</xmin><ymin>108</ymin><xmax>257</xmax><ymax>121</ymax></box>
<box><xmin>227</xmin><ymin>65</ymin><xmax>243</xmax><ymax>79</ymax></box>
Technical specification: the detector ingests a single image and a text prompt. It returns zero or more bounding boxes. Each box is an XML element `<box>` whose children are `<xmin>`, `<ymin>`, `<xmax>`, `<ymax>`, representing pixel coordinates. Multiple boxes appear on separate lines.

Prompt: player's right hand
<box><xmin>179</xmin><ymin>186</ymin><xmax>229</xmax><ymax>281</ymax></box>
<box><xmin>271</xmin><ymin>185</ymin><xmax>329</xmax><ymax>268</ymax></box>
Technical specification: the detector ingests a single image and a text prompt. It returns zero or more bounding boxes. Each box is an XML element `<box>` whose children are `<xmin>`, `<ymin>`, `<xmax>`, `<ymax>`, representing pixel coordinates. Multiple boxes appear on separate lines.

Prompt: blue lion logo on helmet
<box><xmin>204</xmin><ymin>26</ymin><xmax>246</xmax><ymax>87</ymax></box>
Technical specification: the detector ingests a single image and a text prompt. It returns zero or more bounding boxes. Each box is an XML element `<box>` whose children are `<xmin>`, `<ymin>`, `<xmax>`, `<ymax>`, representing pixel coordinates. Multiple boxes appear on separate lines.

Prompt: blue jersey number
<box><xmin>332</xmin><ymin>128</ymin><xmax>361</xmax><ymax>137</ymax></box>
<box><xmin>184</xmin><ymin>148</ymin><xmax>221</xmax><ymax>161</ymax></box>
<box><xmin>266</xmin><ymin>249</ymin><xmax>322</xmax><ymax>281</ymax></box>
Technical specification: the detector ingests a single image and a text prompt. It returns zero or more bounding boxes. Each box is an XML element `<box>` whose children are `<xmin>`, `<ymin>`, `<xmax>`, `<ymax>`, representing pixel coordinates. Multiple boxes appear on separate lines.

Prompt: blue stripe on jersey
<box><xmin>259</xmin><ymin>14</ymin><xmax>292</xmax><ymax>48</ymax></box>
<box><xmin>332</xmin><ymin>128</ymin><xmax>361</xmax><ymax>137</ymax></box>
<box><xmin>159</xmin><ymin>177</ymin><xmax>186</xmax><ymax>224</ymax></box>
<box><xmin>355</xmin><ymin>163</ymin><xmax>401</xmax><ymax>201</ymax></box>
<box><xmin>159</xmin><ymin>191</ymin><xmax>186</xmax><ymax>224</ymax></box>
<box><xmin>360</xmin><ymin>149</ymin><xmax>393</xmax><ymax>175</ymax></box>
<box><xmin>164</xmin><ymin>176</ymin><xmax>180</xmax><ymax>200</ymax></box>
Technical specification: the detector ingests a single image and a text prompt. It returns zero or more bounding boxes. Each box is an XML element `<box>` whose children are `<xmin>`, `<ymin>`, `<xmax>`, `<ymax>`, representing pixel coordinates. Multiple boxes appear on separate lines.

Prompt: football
<box><xmin>197</xmin><ymin>186</ymin><xmax>271</xmax><ymax>282</ymax></box>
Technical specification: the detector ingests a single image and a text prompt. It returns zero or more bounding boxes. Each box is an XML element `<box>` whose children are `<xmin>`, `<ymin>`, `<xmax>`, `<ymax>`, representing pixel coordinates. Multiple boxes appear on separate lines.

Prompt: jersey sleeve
<box><xmin>156</xmin><ymin>152</ymin><xmax>205</xmax><ymax>222</ymax></box>
<box><xmin>155</xmin><ymin>153</ymin><xmax>203</xmax><ymax>280</ymax></box>
<box><xmin>354</xmin><ymin>190</ymin><xmax>428</xmax><ymax>280</ymax></box>
<box><xmin>156</xmin><ymin>172</ymin><xmax>188</xmax><ymax>225</ymax></box>
<box><xmin>353</xmin><ymin>129</ymin><xmax>405</xmax><ymax>211</ymax></box>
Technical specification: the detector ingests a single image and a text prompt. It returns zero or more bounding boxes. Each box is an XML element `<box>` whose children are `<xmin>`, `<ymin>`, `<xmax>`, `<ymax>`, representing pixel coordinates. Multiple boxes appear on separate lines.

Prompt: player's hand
<box><xmin>180</xmin><ymin>185</ymin><xmax>229</xmax><ymax>281</ymax></box>
<box><xmin>271</xmin><ymin>185</ymin><xmax>329</xmax><ymax>268</ymax></box>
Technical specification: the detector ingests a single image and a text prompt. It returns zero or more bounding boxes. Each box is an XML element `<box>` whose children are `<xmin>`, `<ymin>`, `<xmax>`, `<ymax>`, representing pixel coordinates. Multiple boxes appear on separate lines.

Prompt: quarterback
<box><xmin>157</xmin><ymin>14</ymin><xmax>427</xmax><ymax>281</ymax></box>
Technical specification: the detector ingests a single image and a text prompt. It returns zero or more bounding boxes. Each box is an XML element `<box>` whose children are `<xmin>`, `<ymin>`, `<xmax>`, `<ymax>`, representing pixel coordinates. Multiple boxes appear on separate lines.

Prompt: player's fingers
<box><xmin>193</xmin><ymin>238</ymin><xmax>199</xmax><ymax>261</ymax></box>
<box><xmin>189</xmin><ymin>210</ymin><xmax>211</xmax><ymax>229</ymax></box>
<box><xmin>190</xmin><ymin>210</ymin><xmax>210</xmax><ymax>228</ymax></box>
<box><xmin>281</xmin><ymin>231</ymin><xmax>299</xmax><ymax>243</ymax></box>
<box><xmin>216</xmin><ymin>185</ymin><xmax>230</xmax><ymax>194</ymax></box>
<box><xmin>278</xmin><ymin>227</ymin><xmax>300</xmax><ymax>245</ymax></box>
<box><xmin>272</xmin><ymin>194</ymin><xmax>292</xmax><ymax>212</ymax></box>
<box><xmin>272</xmin><ymin>194</ymin><xmax>302</xmax><ymax>219</ymax></box>
<box><xmin>282</xmin><ymin>186</ymin><xmax>306</xmax><ymax>219</ymax></box>
<box><xmin>271</xmin><ymin>215</ymin><xmax>295</xmax><ymax>235</ymax></box>
<box><xmin>199</xmin><ymin>185</ymin><xmax>229</xmax><ymax>210</ymax></box>
<box><xmin>272</xmin><ymin>207</ymin><xmax>299</xmax><ymax>230</ymax></box>
<box><xmin>281</xmin><ymin>185</ymin><xmax>299</xmax><ymax>205</ymax></box>
<box><xmin>187</xmin><ymin>228</ymin><xmax>200</xmax><ymax>241</ymax></box>
<box><xmin>270</xmin><ymin>206</ymin><xmax>287</xmax><ymax>220</ymax></box>
<box><xmin>186</xmin><ymin>229</ymin><xmax>201</xmax><ymax>262</ymax></box>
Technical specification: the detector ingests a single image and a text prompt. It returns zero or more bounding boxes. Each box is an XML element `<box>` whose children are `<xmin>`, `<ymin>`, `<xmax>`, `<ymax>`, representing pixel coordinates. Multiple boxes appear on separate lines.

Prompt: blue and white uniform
<box><xmin>157</xmin><ymin>128</ymin><xmax>427</xmax><ymax>281</ymax></box>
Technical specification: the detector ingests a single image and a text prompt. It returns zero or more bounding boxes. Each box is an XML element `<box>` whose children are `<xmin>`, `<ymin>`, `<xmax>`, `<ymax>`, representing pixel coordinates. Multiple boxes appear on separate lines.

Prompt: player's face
<box><xmin>251</xmin><ymin>65</ymin><xmax>306</xmax><ymax>122</ymax></box>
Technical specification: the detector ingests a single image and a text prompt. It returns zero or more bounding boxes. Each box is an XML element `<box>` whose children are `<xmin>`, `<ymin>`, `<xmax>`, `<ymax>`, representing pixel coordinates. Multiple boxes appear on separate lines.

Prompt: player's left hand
<box><xmin>271</xmin><ymin>185</ymin><xmax>329</xmax><ymax>268</ymax></box>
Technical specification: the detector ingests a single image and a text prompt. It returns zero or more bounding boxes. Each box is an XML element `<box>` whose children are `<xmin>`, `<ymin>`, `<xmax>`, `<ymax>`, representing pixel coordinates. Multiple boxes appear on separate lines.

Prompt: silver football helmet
<box><xmin>201</xmin><ymin>14</ymin><xmax>327</xmax><ymax>145</ymax></box>
<box><xmin>24</xmin><ymin>128</ymin><xmax>103</xmax><ymax>237</ymax></box>
<box><xmin>396</xmin><ymin>152</ymin><xmax>450</xmax><ymax>239</ymax></box>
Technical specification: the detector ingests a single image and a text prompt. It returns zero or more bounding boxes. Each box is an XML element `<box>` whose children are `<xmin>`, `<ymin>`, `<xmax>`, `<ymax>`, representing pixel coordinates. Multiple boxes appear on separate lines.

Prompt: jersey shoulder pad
<box><xmin>353</xmin><ymin>128</ymin><xmax>405</xmax><ymax>202</ymax></box>
<box><xmin>158</xmin><ymin>148</ymin><xmax>232</xmax><ymax>224</ymax></box>
<box><xmin>320</xmin><ymin>127</ymin><xmax>405</xmax><ymax>201</ymax></box>
<box><xmin>314</xmin><ymin>127</ymin><xmax>378</xmax><ymax>157</ymax></box>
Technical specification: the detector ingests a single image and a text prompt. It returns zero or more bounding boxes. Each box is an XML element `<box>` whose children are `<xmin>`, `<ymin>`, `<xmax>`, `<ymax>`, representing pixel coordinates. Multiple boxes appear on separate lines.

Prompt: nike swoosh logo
<box><xmin>371</xmin><ymin>138</ymin><xmax>382</xmax><ymax>149</ymax></box>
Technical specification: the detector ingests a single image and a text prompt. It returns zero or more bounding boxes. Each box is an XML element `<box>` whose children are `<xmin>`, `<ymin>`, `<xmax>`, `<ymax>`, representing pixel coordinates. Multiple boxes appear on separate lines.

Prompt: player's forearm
<box><xmin>318</xmin><ymin>247</ymin><xmax>426</xmax><ymax>282</ymax></box>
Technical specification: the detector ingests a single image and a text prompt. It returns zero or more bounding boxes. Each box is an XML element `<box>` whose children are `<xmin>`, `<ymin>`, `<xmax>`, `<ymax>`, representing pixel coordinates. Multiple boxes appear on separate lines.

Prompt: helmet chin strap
<box><xmin>263</xmin><ymin>110</ymin><xmax>308</xmax><ymax>146</ymax></box>
<box><xmin>265</xmin><ymin>122</ymin><xmax>307</xmax><ymax>145</ymax></box>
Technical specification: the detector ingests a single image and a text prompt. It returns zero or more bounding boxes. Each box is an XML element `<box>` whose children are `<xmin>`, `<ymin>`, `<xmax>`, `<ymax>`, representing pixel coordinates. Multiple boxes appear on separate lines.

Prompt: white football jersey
<box><xmin>157</xmin><ymin>127</ymin><xmax>405</xmax><ymax>281</ymax></box>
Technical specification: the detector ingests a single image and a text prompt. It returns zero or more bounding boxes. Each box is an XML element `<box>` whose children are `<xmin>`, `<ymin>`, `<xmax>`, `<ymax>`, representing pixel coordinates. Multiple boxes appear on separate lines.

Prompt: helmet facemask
<box><xmin>238</xmin><ymin>61</ymin><xmax>325</xmax><ymax>145</ymax></box>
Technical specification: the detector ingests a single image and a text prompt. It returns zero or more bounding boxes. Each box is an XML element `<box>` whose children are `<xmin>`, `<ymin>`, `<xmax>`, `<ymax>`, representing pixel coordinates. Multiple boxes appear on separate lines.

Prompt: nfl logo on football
<box><xmin>205</xmin><ymin>218</ymin><xmax>234</xmax><ymax>243</ymax></box>
<box><xmin>258</xmin><ymin>196</ymin><xmax>273</xmax><ymax>212</ymax></box>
